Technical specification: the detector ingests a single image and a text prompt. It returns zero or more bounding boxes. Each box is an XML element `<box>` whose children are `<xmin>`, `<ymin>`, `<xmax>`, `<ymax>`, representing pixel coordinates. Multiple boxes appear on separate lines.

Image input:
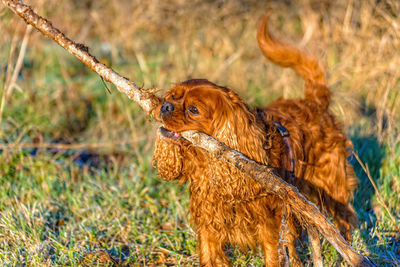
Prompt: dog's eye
<box><xmin>188</xmin><ymin>105</ymin><xmax>200</xmax><ymax>115</ymax></box>
<box><xmin>171</xmin><ymin>94</ymin><xmax>175</xmax><ymax>100</ymax></box>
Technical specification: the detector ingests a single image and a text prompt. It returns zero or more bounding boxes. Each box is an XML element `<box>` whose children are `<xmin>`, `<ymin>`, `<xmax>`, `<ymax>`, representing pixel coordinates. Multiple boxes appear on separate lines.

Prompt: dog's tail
<box><xmin>257</xmin><ymin>14</ymin><xmax>330</xmax><ymax>109</ymax></box>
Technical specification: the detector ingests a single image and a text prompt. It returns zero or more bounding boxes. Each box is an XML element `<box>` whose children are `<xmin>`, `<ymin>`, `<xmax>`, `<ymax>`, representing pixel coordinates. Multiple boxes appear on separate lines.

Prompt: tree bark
<box><xmin>308</xmin><ymin>226</ymin><xmax>323</xmax><ymax>267</ymax></box>
<box><xmin>278</xmin><ymin>205</ymin><xmax>290</xmax><ymax>267</ymax></box>
<box><xmin>2</xmin><ymin>1</ymin><xmax>375</xmax><ymax>266</ymax></box>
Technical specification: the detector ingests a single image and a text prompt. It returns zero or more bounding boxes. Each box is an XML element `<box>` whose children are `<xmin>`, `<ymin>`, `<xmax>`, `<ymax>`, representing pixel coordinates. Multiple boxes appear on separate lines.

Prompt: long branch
<box><xmin>2</xmin><ymin>0</ymin><xmax>375</xmax><ymax>266</ymax></box>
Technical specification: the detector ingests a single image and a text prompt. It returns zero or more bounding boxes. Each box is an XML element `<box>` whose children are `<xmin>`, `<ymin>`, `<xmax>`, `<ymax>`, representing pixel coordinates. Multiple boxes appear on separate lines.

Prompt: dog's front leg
<box><xmin>257</xmin><ymin>222</ymin><xmax>280</xmax><ymax>267</ymax></box>
<box><xmin>198</xmin><ymin>228</ymin><xmax>230</xmax><ymax>267</ymax></box>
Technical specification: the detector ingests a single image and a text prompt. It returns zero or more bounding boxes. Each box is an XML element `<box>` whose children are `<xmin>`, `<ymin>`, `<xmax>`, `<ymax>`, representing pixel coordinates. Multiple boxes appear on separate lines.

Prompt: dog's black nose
<box><xmin>160</xmin><ymin>101</ymin><xmax>174</xmax><ymax>114</ymax></box>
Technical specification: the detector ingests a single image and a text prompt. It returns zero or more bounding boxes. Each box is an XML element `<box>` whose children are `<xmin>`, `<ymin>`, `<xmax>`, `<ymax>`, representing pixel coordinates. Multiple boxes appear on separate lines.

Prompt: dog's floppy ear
<box><xmin>153</xmin><ymin>134</ymin><xmax>184</xmax><ymax>181</ymax></box>
<box><xmin>211</xmin><ymin>89</ymin><xmax>269</xmax><ymax>165</ymax></box>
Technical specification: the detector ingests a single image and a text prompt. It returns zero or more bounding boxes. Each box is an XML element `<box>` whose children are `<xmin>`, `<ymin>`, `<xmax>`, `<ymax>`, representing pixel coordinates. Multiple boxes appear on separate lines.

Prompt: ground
<box><xmin>0</xmin><ymin>0</ymin><xmax>399</xmax><ymax>266</ymax></box>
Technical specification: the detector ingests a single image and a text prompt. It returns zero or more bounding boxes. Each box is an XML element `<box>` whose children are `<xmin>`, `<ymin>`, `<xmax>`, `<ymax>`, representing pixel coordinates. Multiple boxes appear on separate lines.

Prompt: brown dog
<box><xmin>152</xmin><ymin>14</ymin><xmax>358</xmax><ymax>266</ymax></box>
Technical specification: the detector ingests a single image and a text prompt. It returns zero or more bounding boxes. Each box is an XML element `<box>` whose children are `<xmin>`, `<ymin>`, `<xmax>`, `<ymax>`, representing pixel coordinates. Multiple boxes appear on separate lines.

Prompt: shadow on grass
<box><xmin>350</xmin><ymin>134</ymin><xmax>383</xmax><ymax>226</ymax></box>
<box><xmin>349</xmin><ymin>108</ymin><xmax>399</xmax><ymax>265</ymax></box>
<box><xmin>349</xmin><ymin>133</ymin><xmax>400</xmax><ymax>265</ymax></box>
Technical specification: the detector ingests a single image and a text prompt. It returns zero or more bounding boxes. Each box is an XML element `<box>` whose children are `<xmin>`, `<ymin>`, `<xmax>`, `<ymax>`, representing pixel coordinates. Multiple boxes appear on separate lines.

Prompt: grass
<box><xmin>0</xmin><ymin>0</ymin><xmax>399</xmax><ymax>266</ymax></box>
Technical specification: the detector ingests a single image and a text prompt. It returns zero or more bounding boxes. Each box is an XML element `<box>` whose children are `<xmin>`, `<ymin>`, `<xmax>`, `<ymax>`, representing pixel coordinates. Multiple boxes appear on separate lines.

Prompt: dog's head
<box><xmin>154</xmin><ymin>79</ymin><xmax>268</xmax><ymax>161</ymax></box>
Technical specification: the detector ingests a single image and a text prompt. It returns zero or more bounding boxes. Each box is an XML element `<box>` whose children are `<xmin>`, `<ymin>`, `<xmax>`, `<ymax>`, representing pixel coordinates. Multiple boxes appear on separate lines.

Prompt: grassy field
<box><xmin>0</xmin><ymin>0</ymin><xmax>399</xmax><ymax>266</ymax></box>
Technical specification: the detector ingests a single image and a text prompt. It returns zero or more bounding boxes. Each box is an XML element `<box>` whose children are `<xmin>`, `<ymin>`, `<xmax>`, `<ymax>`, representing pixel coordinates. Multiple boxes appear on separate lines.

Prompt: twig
<box><xmin>307</xmin><ymin>226</ymin><xmax>323</xmax><ymax>267</ymax></box>
<box><xmin>6</xmin><ymin>24</ymin><xmax>32</xmax><ymax>98</ymax></box>
<box><xmin>0</xmin><ymin>24</ymin><xmax>31</xmax><ymax>129</ymax></box>
<box><xmin>0</xmin><ymin>23</ymin><xmax>21</xmax><ymax>128</ymax></box>
<box><xmin>1</xmin><ymin>1</ymin><xmax>375</xmax><ymax>266</ymax></box>
<box><xmin>278</xmin><ymin>205</ymin><xmax>290</xmax><ymax>267</ymax></box>
<box><xmin>0</xmin><ymin>139</ymin><xmax>146</xmax><ymax>151</ymax></box>
<box><xmin>353</xmin><ymin>152</ymin><xmax>397</xmax><ymax>224</ymax></box>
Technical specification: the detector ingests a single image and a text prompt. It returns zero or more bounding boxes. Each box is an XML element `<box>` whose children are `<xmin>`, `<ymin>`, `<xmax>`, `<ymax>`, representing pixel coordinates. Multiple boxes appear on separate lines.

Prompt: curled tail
<box><xmin>257</xmin><ymin>14</ymin><xmax>330</xmax><ymax>109</ymax></box>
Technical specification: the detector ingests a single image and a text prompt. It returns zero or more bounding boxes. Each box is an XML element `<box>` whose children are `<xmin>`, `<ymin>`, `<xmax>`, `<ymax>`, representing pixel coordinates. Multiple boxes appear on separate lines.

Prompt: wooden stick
<box><xmin>307</xmin><ymin>226</ymin><xmax>323</xmax><ymax>267</ymax></box>
<box><xmin>0</xmin><ymin>140</ymin><xmax>146</xmax><ymax>150</ymax></box>
<box><xmin>2</xmin><ymin>1</ymin><xmax>375</xmax><ymax>266</ymax></box>
<box><xmin>278</xmin><ymin>205</ymin><xmax>290</xmax><ymax>267</ymax></box>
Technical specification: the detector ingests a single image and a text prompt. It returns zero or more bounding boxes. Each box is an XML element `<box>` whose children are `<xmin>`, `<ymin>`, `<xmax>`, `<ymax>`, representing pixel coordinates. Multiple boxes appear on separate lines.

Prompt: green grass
<box><xmin>1</xmin><ymin>0</ymin><xmax>399</xmax><ymax>266</ymax></box>
<box><xmin>0</xmin><ymin>150</ymin><xmax>195</xmax><ymax>265</ymax></box>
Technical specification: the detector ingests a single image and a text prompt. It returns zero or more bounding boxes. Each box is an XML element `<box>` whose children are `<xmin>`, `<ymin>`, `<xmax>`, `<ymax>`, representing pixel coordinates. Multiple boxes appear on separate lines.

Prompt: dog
<box><xmin>152</xmin><ymin>14</ymin><xmax>358</xmax><ymax>266</ymax></box>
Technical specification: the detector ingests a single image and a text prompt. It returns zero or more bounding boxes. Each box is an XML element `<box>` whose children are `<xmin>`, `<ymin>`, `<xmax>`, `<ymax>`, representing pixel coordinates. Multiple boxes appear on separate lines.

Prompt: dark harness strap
<box><xmin>273</xmin><ymin>121</ymin><xmax>295</xmax><ymax>175</ymax></box>
<box><xmin>255</xmin><ymin>109</ymin><xmax>295</xmax><ymax>177</ymax></box>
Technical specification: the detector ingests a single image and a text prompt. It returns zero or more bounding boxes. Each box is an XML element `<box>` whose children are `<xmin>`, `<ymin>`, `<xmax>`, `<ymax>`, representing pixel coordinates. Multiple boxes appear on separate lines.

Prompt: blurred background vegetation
<box><xmin>0</xmin><ymin>0</ymin><xmax>399</xmax><ymax>266</ymax></box>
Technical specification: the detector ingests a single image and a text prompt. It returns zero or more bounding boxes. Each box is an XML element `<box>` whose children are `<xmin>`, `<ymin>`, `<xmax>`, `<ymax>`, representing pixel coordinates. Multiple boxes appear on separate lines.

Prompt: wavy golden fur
<box><xmin>152</xmin><ymin>14</ymin><xmax>358</xmax><ymax>266</ymax></box>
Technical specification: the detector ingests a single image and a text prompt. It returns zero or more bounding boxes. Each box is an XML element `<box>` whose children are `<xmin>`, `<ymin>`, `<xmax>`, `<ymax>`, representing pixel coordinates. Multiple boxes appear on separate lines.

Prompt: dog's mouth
<box><xmin>160</xmin><ymin>126</ymin><xmax>182</xmax><ymax>140</ymax></box>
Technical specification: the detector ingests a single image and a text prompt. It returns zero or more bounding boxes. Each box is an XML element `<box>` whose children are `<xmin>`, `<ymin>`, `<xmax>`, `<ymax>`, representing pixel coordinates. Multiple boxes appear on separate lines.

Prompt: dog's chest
<box><xmin>187</xmin><ymin>154</ymin><xmax>280</xmax><ymax>228</ymax></box>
